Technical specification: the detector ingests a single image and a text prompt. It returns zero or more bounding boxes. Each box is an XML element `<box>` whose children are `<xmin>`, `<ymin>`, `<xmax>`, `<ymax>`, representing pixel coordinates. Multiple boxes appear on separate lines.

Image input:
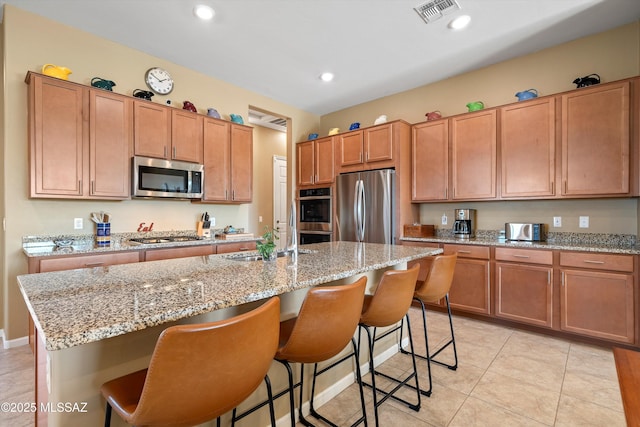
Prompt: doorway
<box><xmin>273</xmin><ymin>156</ymin><xmax>287</xmax><ymax>250</ymax></box>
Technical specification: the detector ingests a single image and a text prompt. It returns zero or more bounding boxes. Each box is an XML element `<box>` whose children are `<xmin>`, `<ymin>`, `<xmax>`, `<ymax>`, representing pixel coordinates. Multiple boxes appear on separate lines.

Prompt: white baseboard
<box><xmin>1</xmin><ymin>331</ymin><xmax>29</xmax><ymax>349</ymax></box>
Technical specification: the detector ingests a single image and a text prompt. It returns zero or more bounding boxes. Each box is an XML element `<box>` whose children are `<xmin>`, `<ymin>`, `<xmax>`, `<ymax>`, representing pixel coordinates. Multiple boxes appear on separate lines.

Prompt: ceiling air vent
<box><xmin>414</xmin><ymin>0</ymin><xmax>461</xmax><ymax>24</ymax></box>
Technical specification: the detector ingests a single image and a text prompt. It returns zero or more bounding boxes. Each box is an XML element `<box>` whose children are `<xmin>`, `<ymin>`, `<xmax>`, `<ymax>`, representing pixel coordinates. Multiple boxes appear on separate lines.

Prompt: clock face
<box><xmin>145</xmin><ymin>67</ymin><xmax>174</xmax><ymax>95</ymax></box>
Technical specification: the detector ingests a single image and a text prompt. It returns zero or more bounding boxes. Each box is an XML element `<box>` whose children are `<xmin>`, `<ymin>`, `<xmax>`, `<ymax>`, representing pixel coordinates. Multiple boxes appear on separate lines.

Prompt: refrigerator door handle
<box><xmin>359</xmin><ymin>179</ymin><xmax>366</xmax><ymax>241</ymax></box>
<box><xmin>354</xmin><ymin>180</ymin><xmax>362</xmax><ymax>241</ymax></box>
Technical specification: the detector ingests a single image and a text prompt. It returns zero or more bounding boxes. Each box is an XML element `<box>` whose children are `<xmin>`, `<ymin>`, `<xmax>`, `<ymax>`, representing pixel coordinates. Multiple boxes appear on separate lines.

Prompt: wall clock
<box><xmin>145</xmin><ymin>67</ymin><xmax>174</xmax><ymax>95</ymax></box>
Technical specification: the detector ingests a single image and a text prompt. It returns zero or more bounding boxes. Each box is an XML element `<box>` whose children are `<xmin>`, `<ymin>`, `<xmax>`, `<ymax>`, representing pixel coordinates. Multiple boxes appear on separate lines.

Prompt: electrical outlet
<box><xmin>441</xmin><ymin>213</ymin><xmax>448</xmax><ymax>225</ymax></box>
<box><xmin>579</xmin><ymin>216</ymin><xmax>589</xmax><ymax>228</ymax></box>
<box><xmin>210</xmin><ymin>217</ymin><xmax>215</xmax><ymax>227</ymax></box>
<box><xmin>553</xmin><ymin>216</ymin><xmax>562</xmax><ymax>227</ymax></box>
<box><xmin>74</xmin><ymin>218</ymin><xmax>83</xmax><ymax>229</ymax></box>
<box><xmin>259</xmin><ymin>216</ymin><xmax>263</xmax><ymax>223</ymax></box>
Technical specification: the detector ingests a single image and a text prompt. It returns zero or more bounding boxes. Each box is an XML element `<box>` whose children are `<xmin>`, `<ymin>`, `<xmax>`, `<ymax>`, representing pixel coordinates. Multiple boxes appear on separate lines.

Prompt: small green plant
<box><xmin>256</xmin><ymin>225</ymin><xmax>279</xmax><ymax>261</ymax></box>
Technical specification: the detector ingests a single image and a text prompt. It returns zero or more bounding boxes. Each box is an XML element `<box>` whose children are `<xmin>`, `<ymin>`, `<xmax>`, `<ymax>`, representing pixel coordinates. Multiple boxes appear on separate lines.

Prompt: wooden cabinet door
<box><xmin>171</xmin><ymin>109</ymin><xmax>203</xmax><ymax>163</ymax></box>
<box><xmin>133</xmin><ymin>100</ymin><xmax>171</xmax><ymax>159</ymax></box>
<box><xmin>338</xmin><ymin>131</ymin><xmax>364</xmax><ymax>168</ymax></box>
<box><xmin>412</xmin><ymin>120</ymin><xmax>449</xmax><ymax>201</ymax></box>
<box><xmin>314</xmin><ymin>137</ymin><xmax>335</xmax><ymax>185</ymax></box>
<box><xmin>89</xmin><ymin>89</ymin><xmax>132</xmax><ymax>199</ymax></box>
<box><xmin>29</xmin><ymin>74</ymin><xmax>85</xmax><ymax>197</ymax></box>
<box><xmin>230</xmin><ymin>124</ymin><xmax>253</xmax><ymax>202</ymax></box>
<box><xmin>560</xmin><ymin>269</ymin><xmax>634</xmax><ymax>343</ymax></box>
<box><xmin>444</xmin><ymin>243</ymin><xmax>491</xmax><ymax>314</ymax></box>
<box><xmin>496</xmin><ymin>263</ymin><xmax>553</xmax><ymax>328</ymax></box>
<box><xmin>203</xmin><ymin>118</ymin><xmax>230</xmax><ymax>201</ymax></box>
<box><xmin>144</xmin><ymin>245</ymin><xmax>214</xmax><ymax>261</ymax></box>
<box><xmin>297</xmin><ymin>140</ymin><xmax>315</xmax><ymax>186</ymax></box>
<box><xmin>216</xmin><ymin>241</ymin><xmax>257</xmax><ymax>253</ymax></box>
<box><xmin>364</xmin><ymin>124</ymin><xmax>394</xmax><ymax>164</ymax></box>
<box><xmin>448</xmin><ymin>258</ymin><xmax>491</xmax><ymax>314</ymax></box>
<box><xmin>561</xmin><ymin>81</ymin><xmax>630</xmax><ymax>196</ymax></box>
<box><xmin>451</xmin><ymin>110</ymin><xmax>497</xmax><ymax>200</ymax></box>
<box><xmin>39</xmin><ymin>252</ymin><xmax>139</xmax><ymax>272</ymax></box>
<box><xmin>500</xmin><ymin>98</ymin><xmax>556</xmax><ymax>198</ymax></box>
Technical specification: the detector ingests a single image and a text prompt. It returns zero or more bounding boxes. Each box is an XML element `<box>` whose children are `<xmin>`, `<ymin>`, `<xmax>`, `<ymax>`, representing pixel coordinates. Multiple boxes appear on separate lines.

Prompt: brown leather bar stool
<box><xmin>358</xmin><ymin>264</ymin><xmax>422</xmax><ymax>427</ymax></box>
<box><xmin>400</xmin><ymin>253</ymin><xmax>458</xmax><ymax>397</ymax></box>
<box><xmin>274</xmin><ymin>277</ymin><xmax>368</xmax><ymax>427</ymax></box>
<box><xmin>100</xmin><ymin>296</ymin><xmax>280</xmax><ymax>427</ymax></box>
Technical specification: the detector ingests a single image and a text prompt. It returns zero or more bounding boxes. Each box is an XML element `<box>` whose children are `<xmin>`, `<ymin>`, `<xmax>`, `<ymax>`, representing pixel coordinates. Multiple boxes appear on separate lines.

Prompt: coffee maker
<box><xmin>453</xmin><ymin>209</ymin><xmax>476</xmax><ymax>239</ymax></box>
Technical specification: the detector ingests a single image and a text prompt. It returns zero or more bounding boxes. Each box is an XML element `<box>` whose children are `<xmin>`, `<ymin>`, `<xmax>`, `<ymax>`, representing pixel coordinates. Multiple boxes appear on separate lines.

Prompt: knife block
<box><xmin>196</xmin><ymin>221</ymin><xmax>211</xmax><ymax>238</ymax></box>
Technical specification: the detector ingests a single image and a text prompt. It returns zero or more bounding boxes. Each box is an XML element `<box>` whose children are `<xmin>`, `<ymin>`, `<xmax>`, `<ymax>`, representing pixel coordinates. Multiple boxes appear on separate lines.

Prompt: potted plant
<box><xmin>256</xmin><ymin>225</ymin><xmax>279</xmax><ymax>261</ymax></box>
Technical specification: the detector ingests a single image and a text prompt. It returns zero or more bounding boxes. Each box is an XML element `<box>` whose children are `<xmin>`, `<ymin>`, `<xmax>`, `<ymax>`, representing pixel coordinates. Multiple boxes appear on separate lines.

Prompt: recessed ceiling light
<box><xmin>194</xmin><ymin>5</ymin><xmax>215</xmax><ymax>20</ymax></box>
<box><xmin>449</xmin><ymin>14</ymin><xmax>471</xmax><ymax>30</ymax></box>
<box><xmin>320</xmin><ymin>72</ymin><xmax>334</xmax><ymax>82</ymax></box>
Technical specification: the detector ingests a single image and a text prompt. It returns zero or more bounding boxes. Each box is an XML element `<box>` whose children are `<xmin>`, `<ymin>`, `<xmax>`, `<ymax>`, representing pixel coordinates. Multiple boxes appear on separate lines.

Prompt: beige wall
<box><xmin>0</xmin><ymin>5</ymin><xmax>319</xmax><ymax>341</ymax></box>
<box><xmin>321</xmin><ymin>21</ymin><xmax>640</xmax><ymax>234</ymax></box>
<box><xmin>249</xmin><ymin>125</ymin><xmax>287</xmax><ymax>235</ymax></box>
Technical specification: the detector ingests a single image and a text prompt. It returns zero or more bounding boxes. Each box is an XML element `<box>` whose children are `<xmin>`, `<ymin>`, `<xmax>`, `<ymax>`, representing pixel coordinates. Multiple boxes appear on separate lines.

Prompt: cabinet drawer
<box><xmin>216</xmin><ymin>241</ymin><xmax>257</xmax><ymax>254</ymax></box>
<box><xmin>144</xmin><ymin>245</ymin><xmax>214</xmax><ymax>262</ymax></box>
<box><xmin>560</xmin><ymin>252</ymin><xmax>633</xmax><ymax>273</ymax></box>
<box><xmin>39</xmin><ymin>252</ymin><xmax>140</xmax><ymax>272</ymax></box>
<box><xmin>495</xmin><ymin>248</ymin><xmax>552</xmax><ymax>265</ymax></box>
<box><xmin>444</xmin><ymin>244</ymin><xmax>489</xmax><ymax>260</ymax></box>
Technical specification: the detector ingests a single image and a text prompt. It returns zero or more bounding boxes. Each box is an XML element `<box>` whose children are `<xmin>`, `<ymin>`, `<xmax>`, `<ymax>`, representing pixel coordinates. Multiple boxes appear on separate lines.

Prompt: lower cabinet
<box><xmin>443</xmin><ymin>244</ymin><xmax>491</xmax><ymax>315</ymax></box>
<box><xmin>560</xmin><ymin>252</ymin><xmax>635</xmax><ymax>344</ymax></box>
<box><xmin>36</xmin><ymin>252</ymin><xmax>140</xmax><ymax>273</ymax></box>
<box><xmin>144</xmin><ymin>245</ymin><xmax>215</xmax><ymax>262</ymax></box>
<box><xmin>216</xmin><ymin>241</ymin><xmax>257</xmax><ymax>253</ymax></box>
<box><xmin>495</xmin><ymin>248</ymin><xmax>553</xmax><ymax>328</ymax></box>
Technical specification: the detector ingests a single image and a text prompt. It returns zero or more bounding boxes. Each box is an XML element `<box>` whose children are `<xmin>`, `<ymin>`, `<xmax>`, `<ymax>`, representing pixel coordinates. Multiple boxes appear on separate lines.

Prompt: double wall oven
<box><xmin>298</xmin><ymin>187</ymin><xmax>332</xmax><ymax>245</ymax></box>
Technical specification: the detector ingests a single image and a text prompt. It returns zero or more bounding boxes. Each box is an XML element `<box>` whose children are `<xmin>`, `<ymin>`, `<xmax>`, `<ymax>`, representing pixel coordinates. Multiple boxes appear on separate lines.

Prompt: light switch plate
<box><xmin>579</xmin><ymin>216</ymin><xmax>589</xmax><ymax>228</ymax></box>
<box><xmin>74</xmin><ymin>218</ymin><xmax>83</xmax><ymax>229</ymax></box>
<box><xmin>553</xmin><ymin>216</ymin><xmax>562</xmax><ymax>227</ymax></box>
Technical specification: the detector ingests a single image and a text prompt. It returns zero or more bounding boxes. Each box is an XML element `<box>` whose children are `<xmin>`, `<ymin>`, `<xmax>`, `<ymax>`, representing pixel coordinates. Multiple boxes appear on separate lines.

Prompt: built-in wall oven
<box><xmin>298</xmin><ymin>187</ymin><xmax>332</xmax><ymax>245</ymax></box>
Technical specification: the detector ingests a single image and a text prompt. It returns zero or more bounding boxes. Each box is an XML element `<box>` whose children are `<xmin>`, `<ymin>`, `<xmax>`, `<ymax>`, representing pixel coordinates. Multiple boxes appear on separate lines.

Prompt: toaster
<box><xmin>505</xmin><ymin>223</ymin><xmax>546</xmax><ymax>242</ymax></box>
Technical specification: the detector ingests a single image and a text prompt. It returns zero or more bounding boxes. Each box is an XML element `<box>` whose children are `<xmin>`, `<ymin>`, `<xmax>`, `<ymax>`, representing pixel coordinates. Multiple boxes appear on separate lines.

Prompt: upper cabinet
<box><xmin>561</xmin><ymin>81</ymin><xmax>630</xmax><ymax>196</ymax></box>
<box><xmin>27</xmin><ymin>72</ymin><xmax>131</xmax><ymax>199</ymax></box>
<box><xmin>411</xmin><ymin>77</ymin><xmax>637</xmax><ymax>202</ymax></box>
<box><xmin>337</xmin><ymin>123</ymin><xmax>395</xmax><ymax>173</ymax></box>
<box><xmin>412</xmin><ymin>120</ymin><xmax>449</xmax><ymax>201</ymax></box>
<box><xmin>133</xmin><ymin>102</ymin><xmax>203</xmax><ymax>164</ymax></box>
<box><xmin>201</xmin><ymin>118</ymin><xmax>253</xmax><ymax>203</ymax></box>
<box><xmin>451</xmin><ymin>109</ymin><xmax>497</xmax><ymax>200</ymax></box>
<box><xmin>297</xmin><ymin>136</ymin><xmax>335</xmax><ymax>187</ymax></box>
<box><xmin>171</xmin><ymin>110</ymin><xmax>204</xmax><ymax>164</ymax></box>
<box><xmin>500</xmin><ymin>97</ymin><xmax>556</xmax><ymax>198</ymax></box>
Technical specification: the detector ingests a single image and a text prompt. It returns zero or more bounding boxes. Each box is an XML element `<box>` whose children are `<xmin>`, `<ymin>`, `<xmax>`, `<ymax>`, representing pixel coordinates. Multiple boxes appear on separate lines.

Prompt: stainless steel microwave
<box><xmin>132</xmin><ymin>156</ymin><xmax>204</xmax><ymax>199</ymax></box>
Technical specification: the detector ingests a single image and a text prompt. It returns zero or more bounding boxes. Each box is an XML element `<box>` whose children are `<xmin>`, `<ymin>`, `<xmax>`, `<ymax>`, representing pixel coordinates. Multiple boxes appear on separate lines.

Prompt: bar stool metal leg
<box><xmin>360</xmin><ymin>314</ymin><xmax>421</xmax><ymax>427</ymax></box>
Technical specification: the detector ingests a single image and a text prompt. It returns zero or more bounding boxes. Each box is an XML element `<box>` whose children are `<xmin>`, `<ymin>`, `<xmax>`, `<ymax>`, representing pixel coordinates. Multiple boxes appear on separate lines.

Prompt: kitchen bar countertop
<box><xmin>18</xmin><ymin>241</ymin><xmax>442</xmax><ymax>351</ymax></box>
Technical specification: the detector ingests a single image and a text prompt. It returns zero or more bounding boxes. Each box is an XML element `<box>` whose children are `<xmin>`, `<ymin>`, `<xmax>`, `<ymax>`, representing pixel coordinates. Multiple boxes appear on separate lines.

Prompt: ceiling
<box><xmin>2</xmin><ymin>0</ymin><xmax>640</xmax><ymax>117</ymax></box>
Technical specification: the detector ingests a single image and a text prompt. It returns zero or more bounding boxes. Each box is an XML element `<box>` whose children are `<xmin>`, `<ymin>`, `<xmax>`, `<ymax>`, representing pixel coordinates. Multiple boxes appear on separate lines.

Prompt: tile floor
<box><xmin>0</xmin><ymin>307</ymin><xmax>626</xmax><ymax>427</ymax></box>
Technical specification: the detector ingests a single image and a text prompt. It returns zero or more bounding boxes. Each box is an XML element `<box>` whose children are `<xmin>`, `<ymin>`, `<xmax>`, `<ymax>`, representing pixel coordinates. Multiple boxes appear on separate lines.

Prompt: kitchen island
<box><xmin>18</xmin><ymin>241</ymin><xmax>442</xmax><ymax>426</ymax></box>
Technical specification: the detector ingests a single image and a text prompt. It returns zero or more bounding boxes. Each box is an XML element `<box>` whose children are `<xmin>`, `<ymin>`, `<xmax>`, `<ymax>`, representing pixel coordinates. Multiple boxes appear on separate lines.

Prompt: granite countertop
<box><xmin>401</xmin><ymin>231</ymin><xmax>640</xmax><ymax>255</ymax></box>
<box><xmin>22</xmin><ymin>230</ymin><xmax>259</xmax><ymax>257</ymax></box>
<box><xmin>18</xmin><ymin>241</ymin><xmax>442</xmax><ymax>351</ymax></box>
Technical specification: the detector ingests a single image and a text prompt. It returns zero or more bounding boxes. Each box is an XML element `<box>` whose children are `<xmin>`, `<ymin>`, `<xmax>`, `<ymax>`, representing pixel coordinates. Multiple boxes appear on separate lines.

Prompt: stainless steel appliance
<box><xmin>336</xmin><ymin>169</ymin><xmax>395</xmax><ymax>243</ymax></box>
<box><xmin>453</xmin><ymin>209</ymin><xmax>476</xmax><ymax>239</ymax></box>
<box><xmin>298</xmin><ymin>187</ymin><xmax>332</xmax><ymax>245</ymax></box>
<box><xmin>505</xmin><ymin>223</ymin><xmax>546</xmax><ymax>241</ymax></box>
<box><xmin>132</xmin><ymin>156</ymin><xmax>204</xmax><ymax>199</ymax></box>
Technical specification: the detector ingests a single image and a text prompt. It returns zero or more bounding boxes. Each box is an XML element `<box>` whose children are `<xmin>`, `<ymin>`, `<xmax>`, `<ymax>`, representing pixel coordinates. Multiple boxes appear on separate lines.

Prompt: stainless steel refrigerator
<box><xmin>336</xmin><ymin>169</ymin><xmax>395</xmax><ymax>243</ymax></box>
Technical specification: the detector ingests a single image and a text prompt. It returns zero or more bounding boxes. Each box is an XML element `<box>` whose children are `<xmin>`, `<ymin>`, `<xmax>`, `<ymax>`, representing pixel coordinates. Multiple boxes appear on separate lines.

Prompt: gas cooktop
<box><xmin>129</xmin><ymin>236</ymin><xmax>202</xmax><ymax>245</ymax></box>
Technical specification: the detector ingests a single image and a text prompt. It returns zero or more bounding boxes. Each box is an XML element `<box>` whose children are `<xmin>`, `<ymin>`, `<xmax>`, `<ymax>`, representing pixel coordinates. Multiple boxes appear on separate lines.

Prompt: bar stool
<box><xmin>274</xmin><ymin>277</ymin><xmax>368</xmax><ymax>427</ymax></box>
<box><xmin>358</xmin><ymin>264</ymin><xmax>422</xmax><ymax>427</ymax></box>
<box><xmin>100</xmin><ymin>296</ymin><xmax>280</xmax><ymax>427</ymax></box>
<box><xmin>400</xmin><ymin>253</ymin><xmax>458</xmax><ymax>397</ymax></box>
